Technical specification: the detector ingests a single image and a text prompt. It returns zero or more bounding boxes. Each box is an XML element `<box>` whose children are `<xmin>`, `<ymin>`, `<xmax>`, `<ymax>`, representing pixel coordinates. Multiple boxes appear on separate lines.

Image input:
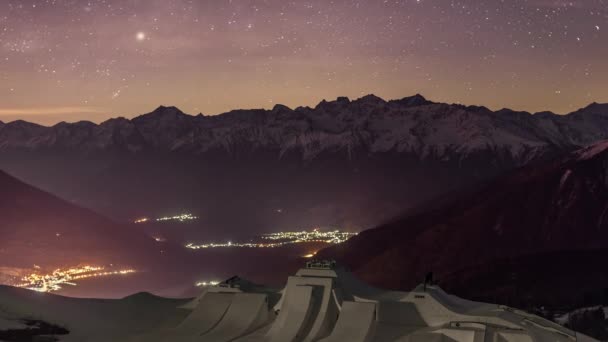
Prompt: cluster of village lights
<box><xmin>14</xmin><ymin>265</ymin><xmax>136</xmax><ymax>293</ymax></box>
<box><xmin>185</xmin><ymin>229</ymin><xmax>357</xmax><ymax>250</ymax></box>
<box><xmin>261</xmin><ymin>229</ymin><xmax>355</xmax><ymax>244</ymax></box>
<box><xmin>134</xmin><ymin>213</ymin><xmax>198</xmax><ymax>224</ymax></box>
<box><xmin>195</xmin><ymin>280</ymin><xmax>221</xmax><ymax>287</ymax></box>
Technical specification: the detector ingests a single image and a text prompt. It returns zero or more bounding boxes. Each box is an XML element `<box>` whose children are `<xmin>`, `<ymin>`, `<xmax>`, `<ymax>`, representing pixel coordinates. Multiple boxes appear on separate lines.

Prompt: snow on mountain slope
<box><xmin>1</xmin><ymin>94</ymin><xmax>607</xmax><ymax>232</ymax></box>
<box><xmin>0</xmin><ymin>285</ymin><xmax>188</xmax><ymax>342</ymax></box>
<box><xmin>0</xmin><ymin>94</ymin><xmax>606</xmax><ymax>163</ymax></box>
<box><xmin>576</xmin><ymin>140</ymin><xmax>608</xmax><ymax>161</ymax></box>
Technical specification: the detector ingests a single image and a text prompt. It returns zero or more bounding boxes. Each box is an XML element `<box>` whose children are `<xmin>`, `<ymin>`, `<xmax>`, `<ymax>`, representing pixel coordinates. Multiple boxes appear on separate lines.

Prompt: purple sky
<box><xmin>0</xmin><ymin>0</ymin><xmax>607</xmax><ymax>124</ymax></box>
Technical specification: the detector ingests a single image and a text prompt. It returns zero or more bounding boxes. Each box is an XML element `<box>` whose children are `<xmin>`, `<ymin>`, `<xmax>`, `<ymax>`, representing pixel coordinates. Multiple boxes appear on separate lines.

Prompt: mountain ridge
<box><xmin>1</xmin><ymin>94</ymin><xmax>608</xmax><ymax>231</ymax></box>
<box><xmin>1</xmin><ymin>94</ymin><xmax>607</xmax><ymax>163</ymax></box>
<box><xmin>317</xmin><ymin>139</ymin><xmax>608</xmax><ymax>306</ymax></box>
<box><xmin>4</xmin><ymin>93</ymin><xmax>608</xmax><ymax>127</ymax></box>
<box><xmin>0</xmin><ymin>169</ymin><xmax>160</xmax><ymax>270</ymax></box>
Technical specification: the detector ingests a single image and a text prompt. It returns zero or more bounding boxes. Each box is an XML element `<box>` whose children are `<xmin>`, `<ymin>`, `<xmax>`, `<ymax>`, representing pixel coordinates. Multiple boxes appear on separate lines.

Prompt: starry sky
<box><xmin>0</xmin><ymin>0</ymin><xmax>607</xmax><ymax>125</ymax></box>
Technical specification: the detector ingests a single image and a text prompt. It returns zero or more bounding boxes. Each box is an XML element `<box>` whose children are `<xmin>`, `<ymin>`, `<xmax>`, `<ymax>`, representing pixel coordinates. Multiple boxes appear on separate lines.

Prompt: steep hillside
<box><xmin>319</xmin><ymin>140</ymin><xmax>608</xmax><ymax>306</ymax></box>
<box><xmin>0</xmin><ymin>170</ymin><xmax>159</xmax><ymax>270</ymax></box>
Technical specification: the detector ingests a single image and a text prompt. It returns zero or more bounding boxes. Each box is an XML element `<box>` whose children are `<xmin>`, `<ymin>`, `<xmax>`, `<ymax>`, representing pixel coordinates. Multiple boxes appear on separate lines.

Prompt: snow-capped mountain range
<box><xmin>1</xmin><ymin>94</ymin><xmax>607</xmax><ymax>163</ymax></box>
<box><xmin>1</xmin><ymin>94</ymin><xmax>607</xmax><ymax>232</ymax></box>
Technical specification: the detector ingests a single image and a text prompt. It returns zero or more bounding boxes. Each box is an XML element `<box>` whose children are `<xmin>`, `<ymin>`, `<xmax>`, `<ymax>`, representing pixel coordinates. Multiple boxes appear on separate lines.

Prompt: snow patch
<box><xmin>576</xmin><ymin>140</ymin><xmax>608</xmax><ymax>160</ymax></box>
<box><xmin>559</xmin><ymin>169</ymin><xmax>572</xmax><ymax>188</ymax></box>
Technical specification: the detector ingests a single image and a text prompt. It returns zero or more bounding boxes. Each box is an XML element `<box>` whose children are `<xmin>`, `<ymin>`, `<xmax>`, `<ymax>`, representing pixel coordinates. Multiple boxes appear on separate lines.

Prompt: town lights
<box><xmin>195</xmin><ymin>280</ymin><xmax>220</xmax><ymax>287</ymax></box>
<box><xmin>134</xmin><ymin>213</ymin><xmax>198</xmax><ymax>223</ymax></box>
<box><xmin>156</xmin><ymin>213</ymin><xmax>198</xmax><ymax>222</ymax></box>
<box><xmin>14</xmin><ymin>265</ymin><xmax>136</xmax><ymax>293</ymax></box>
<box><xmin>185</xmin><ymin>229</ymin><xmax>357</xmax><ymax>250</ymax></box>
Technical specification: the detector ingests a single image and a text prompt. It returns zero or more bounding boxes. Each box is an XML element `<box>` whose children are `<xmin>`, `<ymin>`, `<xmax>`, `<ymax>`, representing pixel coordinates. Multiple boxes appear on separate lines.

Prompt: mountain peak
<box><xmin>314</xmin><ymin>96</ymin><xmax>354</xmax><ymax>110</ymax></box>
<box><xmin>580</xmin><ymin>102</ymin><xmax>608</xmax><ymax>114</ymax></box>
<box><xmin>151</xmin><ymin>105</ymin><xmax>185</xmax><ymax>115</ymax></box>
<box><xmin>392</xmin><ymin>94</ymin><xmax>430</xmax><ymax>107</ymax></box>
<box><xmin>134</xmin><ymin>105</ymin><xmax>189</xmax><ymax>123</ymax></box>
<box><xmin>355</xmin><ymin>94</ymin><xmax>386</xmax><ymax>105</ymax></box>
<box><xmin>271</xmin><ymin>104</ymin><xmax>292</xmax><ymax>113</ymax></box>
<box><xmin>101</xmin><ymin>116</ymin><xmax>131</xmax><ymax>126</ymax></box>
<box><xmin>5</xmin><ymin>120</ymin><xmax>44</xmax><ymax>129</ymax></box>
<box><xmin>336</xmin><ymin>96</ymin><xmax>350</xmax><ymax>104</ymax></box>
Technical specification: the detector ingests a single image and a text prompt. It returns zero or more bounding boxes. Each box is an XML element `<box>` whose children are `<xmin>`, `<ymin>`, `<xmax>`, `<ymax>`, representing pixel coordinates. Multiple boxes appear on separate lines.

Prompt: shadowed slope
<box><xmin>319</xmin><ymin>140</ymin><xmax>608</xmax><ymax>306</ymax></box>
<box><xmin>0</xmin><ymin>170</ymin><xmax>159</xmax><ymax>270</ymax></box>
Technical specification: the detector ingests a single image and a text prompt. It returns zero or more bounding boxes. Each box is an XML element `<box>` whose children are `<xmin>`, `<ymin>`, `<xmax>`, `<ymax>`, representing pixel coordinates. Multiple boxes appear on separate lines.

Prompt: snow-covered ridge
<box><xmin>0</xmin><ymin>94</ymin><xmax>607</xmax><ymax>163</ymax></box>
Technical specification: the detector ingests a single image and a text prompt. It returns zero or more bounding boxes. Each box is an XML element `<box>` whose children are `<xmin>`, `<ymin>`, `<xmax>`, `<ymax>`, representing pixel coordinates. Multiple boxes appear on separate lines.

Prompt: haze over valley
<box><xmin>2</xmin><ymin>95</ymin><xmax>608</xmax><ymax>236</ymax></box>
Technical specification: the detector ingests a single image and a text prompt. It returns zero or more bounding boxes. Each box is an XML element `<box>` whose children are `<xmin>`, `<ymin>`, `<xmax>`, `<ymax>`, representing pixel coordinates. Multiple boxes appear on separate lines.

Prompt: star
<box><xmin>0</xmin><ymin>0</ymin><xmax>606</xmax><ymax>122</ymax></box>
<box><xmin>136</xmin><ymin>32</ymin><xmax>146</xmax><ymax>42</ymax></box>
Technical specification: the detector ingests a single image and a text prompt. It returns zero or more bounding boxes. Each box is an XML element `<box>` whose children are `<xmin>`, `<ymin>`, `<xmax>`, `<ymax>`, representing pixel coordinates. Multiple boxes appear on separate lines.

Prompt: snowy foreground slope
<box><xmin>0</xmin><ymin>263</ymin><xmax>599</xmax><ymax>342</ymax></box>
<box><xmin>0</xmin><ymin>285</ymin><xmax>188</xmax><ymax>342</ymax></box>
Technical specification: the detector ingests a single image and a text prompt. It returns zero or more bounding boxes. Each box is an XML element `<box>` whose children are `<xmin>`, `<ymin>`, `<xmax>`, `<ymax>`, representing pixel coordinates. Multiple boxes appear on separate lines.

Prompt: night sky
<box><xmin>0</xmin><ymin>0</ymin><xmax>607</xmax><ymax>125</ymax></box>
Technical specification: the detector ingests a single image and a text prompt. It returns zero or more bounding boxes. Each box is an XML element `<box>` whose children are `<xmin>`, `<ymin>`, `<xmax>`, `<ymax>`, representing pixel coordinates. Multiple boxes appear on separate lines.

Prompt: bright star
<box><xmin>136</xmin><ymin>32</ymin><xmax>146</xmax><ymax>41</ymax></box>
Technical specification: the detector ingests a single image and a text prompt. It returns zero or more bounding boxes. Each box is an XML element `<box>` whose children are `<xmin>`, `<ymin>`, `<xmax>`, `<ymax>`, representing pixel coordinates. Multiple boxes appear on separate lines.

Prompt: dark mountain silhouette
<box><xmin>0</xmin><ymin>94</ymin><xmax>607</xmax><ymax>234</ymax></box>
<box><xmin>318</xmin><ymin>140</ymin><xmax>608</xmax><ymax>307</ymax></box>
<box><xmin>0</xmin><ymin>170</ymin><xmax>159</xmax><ymax>270</ymax></box>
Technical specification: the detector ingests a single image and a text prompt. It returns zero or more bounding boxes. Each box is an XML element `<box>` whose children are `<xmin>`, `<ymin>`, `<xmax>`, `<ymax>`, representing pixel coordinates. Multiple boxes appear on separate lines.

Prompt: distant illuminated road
<box><xmin>134</xmin><ymin>213</ymin><xmax>198</xmax><ymax>224</ymax></box>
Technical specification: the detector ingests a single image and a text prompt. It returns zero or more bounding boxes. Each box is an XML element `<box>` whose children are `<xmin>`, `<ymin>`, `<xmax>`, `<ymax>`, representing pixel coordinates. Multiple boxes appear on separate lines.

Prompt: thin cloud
<box><xmin>0</xmin><ymin>106</ymin><xmax>105</xmax><ymax>116</ymax></box>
